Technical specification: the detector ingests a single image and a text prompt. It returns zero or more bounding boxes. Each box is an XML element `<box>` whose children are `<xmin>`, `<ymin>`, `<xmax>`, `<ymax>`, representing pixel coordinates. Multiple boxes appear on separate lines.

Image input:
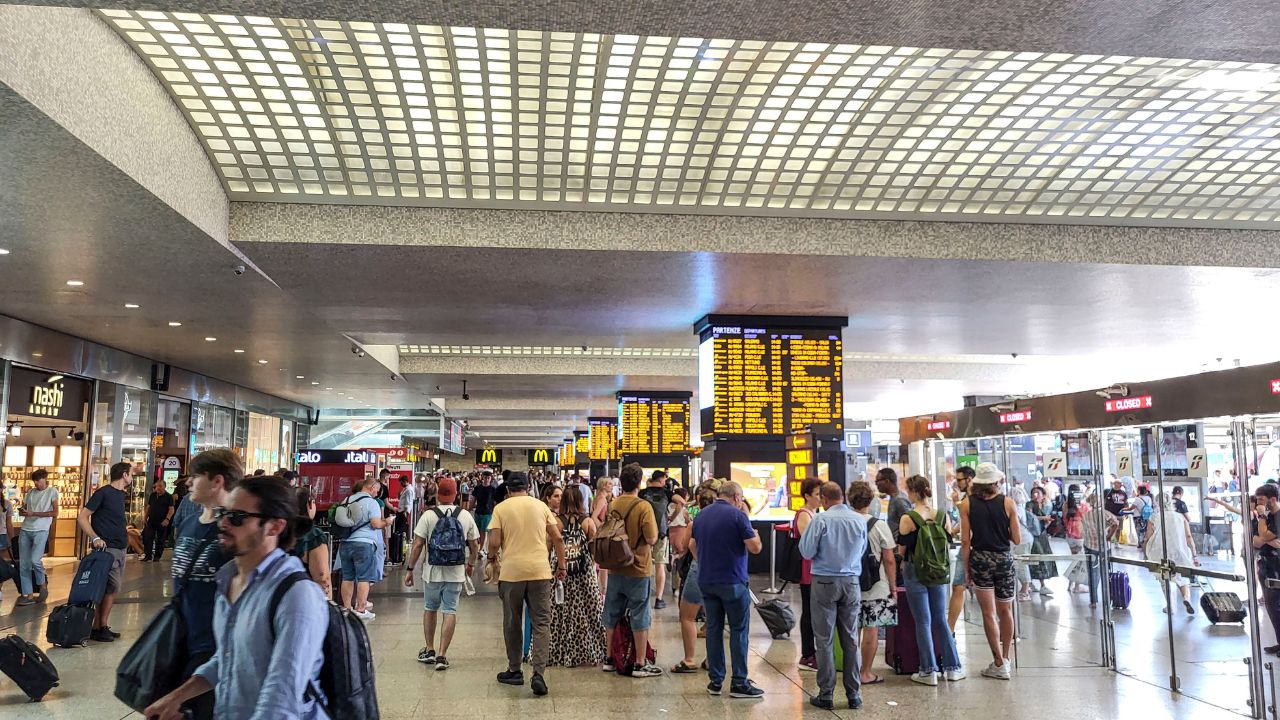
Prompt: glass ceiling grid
<box><xmin>99</xmin><ymin>10</ymin><xmax>1280</xmax><ymax>225</ymax></box>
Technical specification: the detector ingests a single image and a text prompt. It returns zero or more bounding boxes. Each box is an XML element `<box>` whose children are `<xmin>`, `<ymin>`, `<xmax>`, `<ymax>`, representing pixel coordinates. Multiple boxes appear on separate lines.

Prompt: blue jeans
<box><xmin>19</xmin><ymin>530</ymin><xmax>49</xmax><ymax>596</ymax></box>
<box><xmin>700</xmin><ymin>582</ymin><xmax>751</xmax><ymax>686</ymax></box>
<box><xmin>902</xmin><ymin>564</ymin><xmax>961</xmax><ymax>674</ymax></box>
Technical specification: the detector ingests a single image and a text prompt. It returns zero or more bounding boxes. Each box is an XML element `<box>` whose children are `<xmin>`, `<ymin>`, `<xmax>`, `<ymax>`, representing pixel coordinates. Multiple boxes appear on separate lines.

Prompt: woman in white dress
<box><xmin>1144</xmin><ymin>491</ymin><xmax>1200</xmax><ymax>615</ymax></box>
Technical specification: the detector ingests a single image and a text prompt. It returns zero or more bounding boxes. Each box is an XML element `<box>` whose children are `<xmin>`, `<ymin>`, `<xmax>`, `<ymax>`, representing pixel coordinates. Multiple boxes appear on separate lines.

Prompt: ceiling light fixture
<box><xmin>46</xmin><ymin>374</ymin><xmax>63</xmax><ymax>383</ymax></box>
<box><xmin>296</xmin><ymin>375</ymin><xmax>304</xmax><ymax>379</ymax></box>
<box><xmin>234</xmin><ymin>349</ymin><xmax>245</xmax><ymax>353</ymax></box>
<box><xmin>9</xmin><ymin>424</ymin><xmax>20</xmax><ymax>437</ymax></box>
<box><xmin>168</xmin><ymin>321</ymin><xmax>182</xmax><ymax>327</ymax></box>
<box><xmin>311</xmin><ymin>382</ymin><xmax>319</xmax><ymax>385</ymax></box>
<box><xmin>205</xmin><ymin>337</ymin><xmax>217</xmax><ymax>342</ymax></box>
<box><xmin>0</xmin><ymin>249</ymin><xmax>10</xmax><ymax>255</ymax></box>
<box><xmin>65</xmin><ymin>280</ymin><xmax>84</xmax><ymax>287</ymax></box>
<box><xmin>124</xmin><ymin>303</ymin><xmax>139</xmax><ymax>309</ymax></box>
<box><xmin>324</xmin><ymin>387</ymin><xmax>333</xmax><ymax>391</ymax></box>
<box><xmin>257</xmin><ymin>359</ymin><xmax>269</xmax><ymax>364</ymax></box>
<box><xmin>1181</xmin><ymin>69</ymin><xmax>1279</xmax><ymax>92</ymax></box>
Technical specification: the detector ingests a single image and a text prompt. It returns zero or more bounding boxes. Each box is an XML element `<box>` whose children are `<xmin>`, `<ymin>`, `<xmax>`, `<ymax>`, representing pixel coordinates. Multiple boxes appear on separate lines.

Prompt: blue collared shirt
<box><xmin>798</xmin><ymin>504</ymin><xmax>868</xmax><ymax>577</ymax></box>
<box><xmin>194</xmin><ymin>549</ymin><xmax>329</xmax><ymax>720</ymax></box>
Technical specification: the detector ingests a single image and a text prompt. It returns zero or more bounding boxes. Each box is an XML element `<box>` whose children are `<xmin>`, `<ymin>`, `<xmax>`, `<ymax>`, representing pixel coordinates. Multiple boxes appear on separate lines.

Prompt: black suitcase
<box><xmin>46</xmin><ymin>603</ymin><xmax>95</xmax><ymax>648</ymax></box>
<box><xmin>388</xmin><ymin>529</ymin><xmax>405</xmax><ymax>565</ymax></box>
<box><xmin>0</xmin><ymin>634</ymin><xmax>59</xmax><ymax>700</ymax></box>
<box><xmin>751</xmin><ymin>594</ymin><xmax>796</xmax><ymax>639</ymax></box>
<box><xmin>68</xmin><ymin>551</ymin><xmax>114</xmax><ymax>606</ymax></box>
<box><xmin>1202</xmin><ymin>592</ymin><xmax>1248</xmax><ymax>624</ymax></box>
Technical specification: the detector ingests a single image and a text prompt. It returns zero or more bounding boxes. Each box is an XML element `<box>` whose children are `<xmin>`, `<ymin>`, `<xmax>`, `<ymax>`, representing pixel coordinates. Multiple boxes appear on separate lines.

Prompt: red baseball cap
<box><xmin>437</xmin><ymin>478</ymin><xmax>458</xmax><ymax>502</ymax></box>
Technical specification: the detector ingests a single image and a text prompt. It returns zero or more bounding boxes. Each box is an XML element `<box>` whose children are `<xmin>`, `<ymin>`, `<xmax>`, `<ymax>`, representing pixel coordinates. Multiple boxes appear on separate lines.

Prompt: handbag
<box><xmin>114</xmin><ymin>538</ymin><xmax>213</xmax><ymax>711</ymax></box>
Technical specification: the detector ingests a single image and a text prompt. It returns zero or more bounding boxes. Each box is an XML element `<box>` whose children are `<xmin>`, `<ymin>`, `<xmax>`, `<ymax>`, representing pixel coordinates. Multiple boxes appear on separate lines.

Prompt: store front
<box><xmin>3</xmin><ymin>366</ymin><xmax>94</xmax><ymax>560</ymax></box>
<box><xmin>244</xmin><ymin>412</ymin><xmax>283</xmax><ymax>475</ymax></box>
<box><xmin>900</xmin><ymin>363</ymin><xmax>1280</xmax><ymax>719</ymax></box>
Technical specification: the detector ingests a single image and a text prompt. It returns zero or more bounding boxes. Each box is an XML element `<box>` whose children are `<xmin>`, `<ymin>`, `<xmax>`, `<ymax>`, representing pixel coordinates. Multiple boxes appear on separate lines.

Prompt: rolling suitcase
<box><xmin>885</xmin><ymin>587</ymin><xmax>943</xmax><ymax>675</ymax></box>
<box><xmin>749</xmin><ymin>591</ymin><xmax>796</xmax><ymax>639</ymax></box>
<box><xmin>1109</xmin><ymin>571</ymin><xmax>1132</xmax><ymax>610</ymax></box>
<box><xmin>68</xmin><ymin>550</ymin><xmax>114</xmax><ymax>606</ymax></box>
<box><xmin>0</xmin><ymin>634</ymin><xmax>60</xmax><ymax>700</ymax></box>
<box><xmin>388</xmin><ymin>529</ymin><xmax>405</xmax><ymax>565</ymax></box>
<box><xmin>46</xmin><ymin>603</ymin><xmax>95</xmax><ymax>648</ymax></box>
<box><xmin>1201</xmin><ymin>592</ymin><xmax>1248</xmax><ymax>624</ymax></box>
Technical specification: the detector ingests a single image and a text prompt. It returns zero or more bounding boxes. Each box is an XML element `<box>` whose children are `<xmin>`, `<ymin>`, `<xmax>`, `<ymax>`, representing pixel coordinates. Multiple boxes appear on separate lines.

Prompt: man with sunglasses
<box><xmin>145</xmin><ymin>475</ymin><xmax>328</xmax><ymax>720</ymax></box>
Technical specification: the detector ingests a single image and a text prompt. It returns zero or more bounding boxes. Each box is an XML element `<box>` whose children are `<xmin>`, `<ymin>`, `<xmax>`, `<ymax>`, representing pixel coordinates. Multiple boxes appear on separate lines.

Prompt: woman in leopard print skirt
<box><xmin>548</xmin><ymin>484</ymin><xmax>609</xmax><ymax>667</ymax></box>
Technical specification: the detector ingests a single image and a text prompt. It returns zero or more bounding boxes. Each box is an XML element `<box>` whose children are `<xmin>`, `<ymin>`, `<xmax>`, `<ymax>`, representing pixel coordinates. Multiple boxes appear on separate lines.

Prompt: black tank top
<box><xmin>970</xmin><ymin>494</ymin><xmax>1011</xmax><ymax>552</ymax></box>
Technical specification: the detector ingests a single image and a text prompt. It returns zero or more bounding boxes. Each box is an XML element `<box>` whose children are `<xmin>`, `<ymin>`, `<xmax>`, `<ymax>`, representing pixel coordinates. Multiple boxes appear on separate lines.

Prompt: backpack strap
<box><xmin>432</xmin><ymin>507</ymin><xmax>445</xmax><ymax>520</ymax></box>
<box><xmin>267</xmin><ymin>570</ymin><xmax>313</xmax><ymax>642</ymax></box>
<box><xmin>905</xmin><ymin>510</ymin><xmax>928</xmax><ymax>528</ymax></box>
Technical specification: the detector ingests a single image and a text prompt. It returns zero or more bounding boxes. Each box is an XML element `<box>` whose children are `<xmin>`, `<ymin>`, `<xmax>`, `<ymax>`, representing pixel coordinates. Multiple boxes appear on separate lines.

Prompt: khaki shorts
<box><xmin>105</xmin><ymin>546</ymin><xmax>126</xmax><ymax>594</ymax></box>
<box><xmin>652</xmin><ymin>537</ymin><xmax>670</xmax><ymax>565</ymax></box>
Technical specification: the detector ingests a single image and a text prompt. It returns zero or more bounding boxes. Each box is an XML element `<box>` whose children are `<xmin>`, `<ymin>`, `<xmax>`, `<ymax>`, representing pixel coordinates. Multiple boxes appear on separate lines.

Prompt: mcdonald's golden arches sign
<box><xmin>475</xmin><ymin>447</ymin><xmax>502</xmax><ymax>465</ymax></box>
<box><xmin>527</xmin><ymin>448</ymin><xmax>555</xmax><ymax>465</ymax></box>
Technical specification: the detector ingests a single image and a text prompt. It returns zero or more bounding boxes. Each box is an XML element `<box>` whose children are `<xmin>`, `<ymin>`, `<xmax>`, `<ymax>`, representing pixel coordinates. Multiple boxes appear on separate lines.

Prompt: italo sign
<box><xmin>295</xmin><ymin>449</ymin><xmax>378</xmax><ymax>464</ymax></box>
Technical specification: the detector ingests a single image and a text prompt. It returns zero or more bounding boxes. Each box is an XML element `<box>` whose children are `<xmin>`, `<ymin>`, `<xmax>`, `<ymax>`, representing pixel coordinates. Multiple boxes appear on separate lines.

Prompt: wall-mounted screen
<box><xmin>618</xmin><ymin>391</ymin><xmax>691</xmax><ymax>454</ymax></box>
<box><xmin>1141</xmin><ymin>424</ymin><xmax>1199</xmax><ymax>477</ymax></box>
<box><xmin>729</xmin><ymin>461</ymin><xmax>830</xmax><ymax>521</ymax></box>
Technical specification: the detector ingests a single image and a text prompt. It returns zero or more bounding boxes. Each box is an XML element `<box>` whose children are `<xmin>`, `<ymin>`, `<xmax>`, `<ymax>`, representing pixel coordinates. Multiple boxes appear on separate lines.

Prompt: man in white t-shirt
<box><xmin>404</xmin><ymin>478</ymin><xmax>479</xmax><ymax>670</ymax></box>
<box><xmin>16</xmin><ymin>470</ymin><xmax>59</xmax><ymax>606</ymax></box>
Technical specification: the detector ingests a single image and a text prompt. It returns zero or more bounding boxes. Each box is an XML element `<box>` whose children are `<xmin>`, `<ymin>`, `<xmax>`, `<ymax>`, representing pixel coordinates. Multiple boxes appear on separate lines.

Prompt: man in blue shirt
<box><xmin>691</xmin><ymin>481</ymin><xmax>764</xmax><ymax>698</ymax></box>
<box><xmin>799</xmin><ymin>481</ymin><xmax>868</xmax><ymax>710</ymax></box>
<box><xmin>144</xmin><ymin>475</ymin><xmax>328</xmax><ymax>720</ymax></box>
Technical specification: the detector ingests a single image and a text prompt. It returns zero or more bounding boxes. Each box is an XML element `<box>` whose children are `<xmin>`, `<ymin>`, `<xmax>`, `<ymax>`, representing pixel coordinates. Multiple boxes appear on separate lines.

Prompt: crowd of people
<box><xmin>15</xmin><ymin>449</ymin><xmax>1280</xmax><ymax>718</ymax></box>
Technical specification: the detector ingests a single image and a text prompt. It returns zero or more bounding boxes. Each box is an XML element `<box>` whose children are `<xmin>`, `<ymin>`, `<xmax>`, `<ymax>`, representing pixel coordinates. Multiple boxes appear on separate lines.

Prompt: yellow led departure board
<box><xmin>589</xmin><ymin>418</ymin><xmax>619</xmax><ymax>460</ymax></box>
<box><xmin>560</xmin><ymin>440</ymin><xmax>575</xmax><ymax>467</ymax></box>
<box><xmin>696</xmin><ymin>316</ymin><xmax>846</xmax><ymax>437</ymax></box>
<box><xmin>617</xmin><ymin>392</ymin><xmax>691</xmax><ymax>455</ymax></box>
<box><xmin>574</xmin><ymin>431</ymin><xmax>590</xmax><ymax>458</ymax></box>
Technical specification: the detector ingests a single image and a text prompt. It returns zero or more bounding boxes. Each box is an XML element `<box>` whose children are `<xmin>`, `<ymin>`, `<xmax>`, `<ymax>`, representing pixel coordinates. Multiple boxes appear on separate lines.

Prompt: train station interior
<box><xmin>2</xmin><ymin>1</ymin><xmax>1280</xmax><ymax>718</ymax></box>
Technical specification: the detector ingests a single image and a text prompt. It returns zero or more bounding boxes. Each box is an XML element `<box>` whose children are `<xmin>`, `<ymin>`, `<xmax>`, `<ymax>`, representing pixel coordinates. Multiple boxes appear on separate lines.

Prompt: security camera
<box><xmin>232</xmin><ymin>265</ymin><xmax>246</xmax><ymax>276</ymax></box>
<box><xmin>1011</xmin><ymin>352</ymin><xmax>1018</xmax><ymax>359</ymax></box>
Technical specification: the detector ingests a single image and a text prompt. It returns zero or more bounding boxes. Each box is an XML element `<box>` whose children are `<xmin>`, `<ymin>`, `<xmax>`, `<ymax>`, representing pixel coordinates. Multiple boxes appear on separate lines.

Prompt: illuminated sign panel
<box><xmin>1104</xmin><ymin>395</ymin><xmax>1154</xmax><ymax>412</ymax></box>
<box><xmin>528</xmin><ymin>448</ymin><xmax>555</xmax><ymax>465</ymax></box>
<box><xmin>617</xmin><ymin>391</ymin><xmax>691</xmax><ymax>454</ymax></box>
<box><xmin>574</xmin><ymin>431</ymin><xmax>590</xmax><ymax>458</ymax></box>
<box><xmin>926</xmin><ymin>420</ymin><xmax>951</xmax><ymax>432</ymax></box>
<box><xmin>1271</xmin><ymin>379</ymin><xmax>1280</xmax><ymax>395</ymax></box>
<box><xmin>560</xmin><ymin>440</ymin><xmax>576</xmax><ymax>467</ymax></box>
<box><xmin>697</xmin><ymin>318</ymin><xmax>846</xmax><ymax>437</ymax></box>
<box><xmin>589</xmin><ymin>418</ymin><xmax>619</xmax><ymax>460</ymax></box>
<box><xmin>475</xmin><ymin>447</ymin><xmax>502</xmax><ymax>465</ymax></box>
<box><xmin>785</xmin><ymin>431</ymin><xmax>818</xmax><ymax>511</ymax></box>
<box><xmin>997</xmin><ymin>410</ymin><xmax>1033</xmax><ymax>424</ymax></box>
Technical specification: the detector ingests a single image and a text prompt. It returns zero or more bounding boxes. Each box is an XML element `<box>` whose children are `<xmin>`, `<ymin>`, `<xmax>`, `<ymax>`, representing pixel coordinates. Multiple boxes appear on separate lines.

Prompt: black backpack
<box><xmin>269</xmin><ymin>572</ymin><xmax>379</xmax><ymax>720</ymax></box>
<box><xmin>640</xmin><ymin>488</ymin><xmax>671</xmax><ymax>539</ymax></box>
<box><xmin>859</xmin><ymin>517</ymin><xmax>881</xmax><ymax>593</ymax></box>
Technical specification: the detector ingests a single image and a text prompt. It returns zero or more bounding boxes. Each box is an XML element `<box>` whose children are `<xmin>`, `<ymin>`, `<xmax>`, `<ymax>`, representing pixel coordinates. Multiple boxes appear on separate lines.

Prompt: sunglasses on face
<box><xmin>213</xmin><ymin>507</ymin><xmax>278</xmax><ymax>527</ymax></box>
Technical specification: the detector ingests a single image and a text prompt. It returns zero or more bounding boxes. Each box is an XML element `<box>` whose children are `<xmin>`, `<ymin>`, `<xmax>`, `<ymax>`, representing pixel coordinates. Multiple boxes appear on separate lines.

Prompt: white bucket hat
<box><xmin>972</xmin><ymin>462</ymin><xmax>1005</xmax><ymax>485</ymax></box>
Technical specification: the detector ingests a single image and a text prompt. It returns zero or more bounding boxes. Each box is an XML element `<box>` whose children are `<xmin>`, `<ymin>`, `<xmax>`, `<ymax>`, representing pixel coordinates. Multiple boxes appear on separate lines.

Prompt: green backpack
<box><xmin>906</xmin><ymin>510</ymin><xmax>950</xmax><ymax>586</ymax></box>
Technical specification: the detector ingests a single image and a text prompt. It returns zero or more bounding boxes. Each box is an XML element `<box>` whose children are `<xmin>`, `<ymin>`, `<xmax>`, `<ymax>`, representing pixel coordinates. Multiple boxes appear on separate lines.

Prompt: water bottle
<box><xmin>553</xmin><ymin>579</ymin><xmax>565</xmax><ymax>605</ymax></box>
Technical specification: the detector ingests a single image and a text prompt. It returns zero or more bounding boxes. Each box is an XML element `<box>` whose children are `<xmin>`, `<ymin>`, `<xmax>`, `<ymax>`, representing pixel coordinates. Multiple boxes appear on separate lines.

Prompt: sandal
<box><xmin>671</xmin><ymin>661</ymin><xmax>699</xmax><ymax>674</ymax></box>
<box><xmin>862</xmin><ymin>674</ymin><xmax>885</xmax><ymax>685</ymax></box>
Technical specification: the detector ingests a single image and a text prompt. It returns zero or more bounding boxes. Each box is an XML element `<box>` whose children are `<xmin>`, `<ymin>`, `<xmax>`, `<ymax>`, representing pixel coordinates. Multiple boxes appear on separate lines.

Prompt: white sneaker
<box><xmin>354</xmin><ymin>610</ymin><xmax>376</xmax><ymax>622</ymax></box>
<box><xmin>981</xmin><ymin>662</ymin><xmax>1011</xmax><ymax>680</ymax></box>
<box><xmin>944</xmin><ymin>669</ymin><xmax>966</xmax><ymax>682</ymax></box>
<box><xmin>630</xmin><ymin>662</ymin><xmax>664</xmax><ymax>678</ymax></box>
<box><xmin>910</xmin><ymin>671</ymin><xmax>938</xmax><ymax>686</ymax></box>
<box><xmin>364</xmin><ymin>602</ymin><xmax>373</xmax><ymax>611</ymax></box>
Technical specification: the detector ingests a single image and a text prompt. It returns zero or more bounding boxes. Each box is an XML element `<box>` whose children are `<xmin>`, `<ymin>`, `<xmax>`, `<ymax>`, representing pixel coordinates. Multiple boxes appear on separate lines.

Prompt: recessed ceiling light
<box><xmin>66</xmin><ymin>280</ymin><xmax>84</xmax><ymax>287</ymax></box>
<box><xmin>168</xmin><ymin>322</ymin><xmax>182</xmax><ymax>327</ymax></box>
<box><xmin>31</xmin><ymin>353</ymin><xmax>42</xmax><ymax>358</ymax></box>
<box><xmin>257</xmin><ymin>359</ymin><xmax>269</xmax><ymax>364</ymax></box>
<box><xmin>311</xmin><ymin>382</ymin><xmax>320</xmax><ymax>385</ymax></box>
<box><xmin>204</xmin><ymin>337</ymin><xmax>217</xmax><ymax>342</ymax></box>
<box><xmin>0</xmin><ymin>249</ymin><xmax>10</xmax><ymax>255</ymax></box>
<box><xmin>234</xmin><ymin>349</ymin><xmax>245</xmax><ymax>353</ymax></box>
<box><xmin>124</xmin><ymin>303</ymin><xmax>139</xmax><ymax>309</ymax></box>
<box><xmin>324</xmin><ymin>387</ymin><xmax>333</xmax><ymax>391</ymax></box>
<box><xmin>296</xmin><ymin>375</ymin><xmax>304</xmax><ymax>379</ymax></box>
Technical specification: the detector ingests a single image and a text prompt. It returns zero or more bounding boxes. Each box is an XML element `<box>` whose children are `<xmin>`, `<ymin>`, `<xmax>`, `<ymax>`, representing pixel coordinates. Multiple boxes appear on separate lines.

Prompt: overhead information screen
<box><xmin>560</xmin><ymin>440</ymin><xmax>575</xmax><ymax>467</ymax></box>
<box><xmin>617</xmin><ymin>391</ymin><xmax>691</xmax><ymax>454</ymax></box>
<box><xmin>574</xmin><ymin>431</ymin><xmax>590</xmax><ymax>458</ymax></box>
<box><xmin>696</xmin><ymin>315</ymin><xmax>847</xmax><ymax>437</ymax></box>
<box><xmin>588</xmin><ymin>417</ymin><xmax>619</xmax><ymax>460</ymax></box>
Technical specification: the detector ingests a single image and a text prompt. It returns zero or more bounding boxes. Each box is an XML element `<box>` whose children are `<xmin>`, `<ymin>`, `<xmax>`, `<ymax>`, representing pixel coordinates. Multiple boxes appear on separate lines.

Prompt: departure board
<box><xmin>574</xmin><ymin>431</ymin><xmax>590</xmax><ymax>458</ymax></box>
<box><xmin>589</xmin><ymin>417</ymin><xmax>619</xmax><ymax>460</ymax></box>
<box><xmin>696</xmin><ymin>316</ymin><xmax>847</xmax><ymax>437</ymax></box>
<box><xmin>617</xmin><ymin>391</ymin><xmax>691</xmax><ymax>454</ymax></box>
<box><xmin>560</xmin><ymin>440</ymin><xmax>575</xmax><ymax>467</ymax></box>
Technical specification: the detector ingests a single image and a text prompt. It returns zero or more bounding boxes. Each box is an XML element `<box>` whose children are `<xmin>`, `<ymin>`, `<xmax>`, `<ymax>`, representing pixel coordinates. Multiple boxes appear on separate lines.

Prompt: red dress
<box><xmin>791</xmin><ymin>507</ymin><xmax>815</xmax><ymax>585</ymax></box>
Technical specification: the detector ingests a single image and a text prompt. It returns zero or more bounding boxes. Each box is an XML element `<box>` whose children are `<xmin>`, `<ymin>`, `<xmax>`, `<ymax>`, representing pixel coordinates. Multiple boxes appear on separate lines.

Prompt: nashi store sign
<box><xmin>29</xmin><ymin>381</ymin><xmax>65</xmax><ymax>418</ymax></box>
<box><xmin>1104</xmin><ymin>395</ymin><xmax>1154</xmax><ymax>412</ymax></box>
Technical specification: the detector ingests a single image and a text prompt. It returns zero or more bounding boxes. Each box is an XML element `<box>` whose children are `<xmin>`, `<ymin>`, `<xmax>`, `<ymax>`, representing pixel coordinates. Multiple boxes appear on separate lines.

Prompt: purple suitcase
<box><xmin>884</xmin><ymin>587</ymin><xmax>944</xmax><ymax>675</ymax></box>
<box><xmin>1109</xmin><ymin>571</ymin><xmax>1132</xmax><ymax>610</ymax></box>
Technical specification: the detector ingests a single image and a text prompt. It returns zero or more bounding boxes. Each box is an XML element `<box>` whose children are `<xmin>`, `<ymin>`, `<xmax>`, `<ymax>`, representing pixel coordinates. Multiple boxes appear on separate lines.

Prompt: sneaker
<box><xmin>1265</xmin><ymin>645</ymin><xmax>1280</xmax><ymax>655</ymax></box>
<box><xmin>944</xmin><ymin>668</ymin><xmax>967</xmax><ymax>682</ymax></box>
<box><xmin>848</xmin><ymin>693</ymin><xmax>863</xmax><ymax>710</ymax></box>
<box><xmin>364</xmin><ymin>602</ymin><xmax>373</xmax><ymax>611</ymax></box>
<box><xmin>354</xmin><ymin>610</ymin><xmax>375</xmax><ymax>622</ymax></box>
<box><xmin>910</xmin><ymin>671</ymin><xmax>938</xmax><ymax>686</ymax></box>
<box><xmin>1184</xmin><ymin>599</ymin><xmax>1196</xmax><ymax>615</ymax></box>
<box><xmin>654</xmin><ymin>599</ymin><xmax>667</xmax><ymax>610</ymax></box>
<box><xmin>809</xmin><ymin>695</ymin><xmax>834</xmax><ymax>710</ymax></box>
<box><xmin>531</xmin><ymin>673</ymin><xmax>548</xmax><ymax>696</ymax></box>
<box><xmin>15</xmin><ymin>596</ymin><xmax>35</xmax><ymax>607</ymax></box>
<box><xmin>981</xmin><ymin>662</ymin><xmax>1011</xmax><ymax>680</ymax></box>
<box><xmin>418</xmin><ymin>648</ymin><xmax>437</xmax><ymax>664</ymax></box>
<box><xmin>497</xmin><ymin>670</ymin><xmax>524</xmax><ymax>685</ymax></box>
<box><xmin>630</xmin><ymin>662</ymin><xmax>664</xmax><ymax>678</ymax></box>
<box><xmin>105</xmin><ymin>626</ymin><xmax>121</xmax><ymax>639</ymax></box>
<box><xmin>798</xmin><ymin>656</ymin><xmax>818</xmax><ymax>671</ymax></box>
<box><xmin>729</xmin><ymin>680</ymin><xmax>765</xmax><ymax>699</ymax></box>
<box><xmin>90</xmin><ymin>628</ymin><xmax>116</xmax><ymax>643</ymax></box>
<box><xmin>434</xmin><ymin>656</ymin><xmax>450</xmax><ymax>671</ymax></box>
<box><xmin>602</xmin><ymin>661</ymin><xmax>616</xmax><ymax>672</ymax></box>
<box><xmin>1039</xmin><ymin>587</ymin><xmax>1054</xmax><ymax>597</ymax></box>
<box><xmin>707</xmin><ymin>681</ymin><xmax>723</xmax><ymax>696</ymax></box>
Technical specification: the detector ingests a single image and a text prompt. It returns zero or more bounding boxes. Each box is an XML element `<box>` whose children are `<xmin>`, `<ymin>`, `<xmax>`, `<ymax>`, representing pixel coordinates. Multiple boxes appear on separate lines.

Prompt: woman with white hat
<box><xmin>959</xmin><ymin>462</ymin><xmax>1021</xmax><ymax>680</ymax></box>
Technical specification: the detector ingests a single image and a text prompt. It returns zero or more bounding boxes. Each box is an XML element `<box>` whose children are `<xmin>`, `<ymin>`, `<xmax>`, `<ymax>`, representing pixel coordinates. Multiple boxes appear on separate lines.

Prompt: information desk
<box><xmin>618</xmin><ymin>391</ymin><xmax>691</xmax><ymax>455</ymax></box>
<box><xmin>696</xmin><ymin>316</ymin><xmax>847</xmax><ymax>438</ymax></box>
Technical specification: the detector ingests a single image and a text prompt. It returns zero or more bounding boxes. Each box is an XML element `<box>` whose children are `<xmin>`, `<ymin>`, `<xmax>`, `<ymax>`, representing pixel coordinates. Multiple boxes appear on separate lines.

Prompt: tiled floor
<box><xmin>0</xmin><ymin>550</ymin><xmax>1263</xmax><ymax>719</ymax></box>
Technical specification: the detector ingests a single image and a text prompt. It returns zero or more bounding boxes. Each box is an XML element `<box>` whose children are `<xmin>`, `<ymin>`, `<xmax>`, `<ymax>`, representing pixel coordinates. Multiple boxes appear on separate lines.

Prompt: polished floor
<box><xmin>0</xmin><ymin>546</ymin><xmax>1262</xmax><ymax>720</ymax></box>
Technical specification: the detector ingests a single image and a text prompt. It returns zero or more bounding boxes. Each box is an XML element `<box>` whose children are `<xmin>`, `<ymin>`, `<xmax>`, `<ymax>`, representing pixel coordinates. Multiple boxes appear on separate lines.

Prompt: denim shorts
<box><xmin>602</xmin><ymin>574</ymin><xmax>652</xmax><ymax>630</ymax></box>
<box><xmin>681</xmin><ymin>561</ymin><xmax>703</xmax><ymax>605</ymax></box>
<box><xmin>423</xmin><ymin>581</ymin><xmax>463</xmax><ymax>614</ymax></box>
<box><xmin>339</xmin><ymin>541</ymin><xmax>379</xmax><ymax>582</ymax></box>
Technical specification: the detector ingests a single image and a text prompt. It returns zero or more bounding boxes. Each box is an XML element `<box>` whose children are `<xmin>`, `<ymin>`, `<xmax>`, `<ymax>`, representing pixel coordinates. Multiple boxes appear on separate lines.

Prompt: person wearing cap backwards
<box><xmin>405</xmin><ymin>477</ymin><xmax>480</xmax><ymax>671</ymax></box>
<box><xmin>959</xmin><ymin>462</ymin><xmax>1021</xmax><ymax>680</ymax></box>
